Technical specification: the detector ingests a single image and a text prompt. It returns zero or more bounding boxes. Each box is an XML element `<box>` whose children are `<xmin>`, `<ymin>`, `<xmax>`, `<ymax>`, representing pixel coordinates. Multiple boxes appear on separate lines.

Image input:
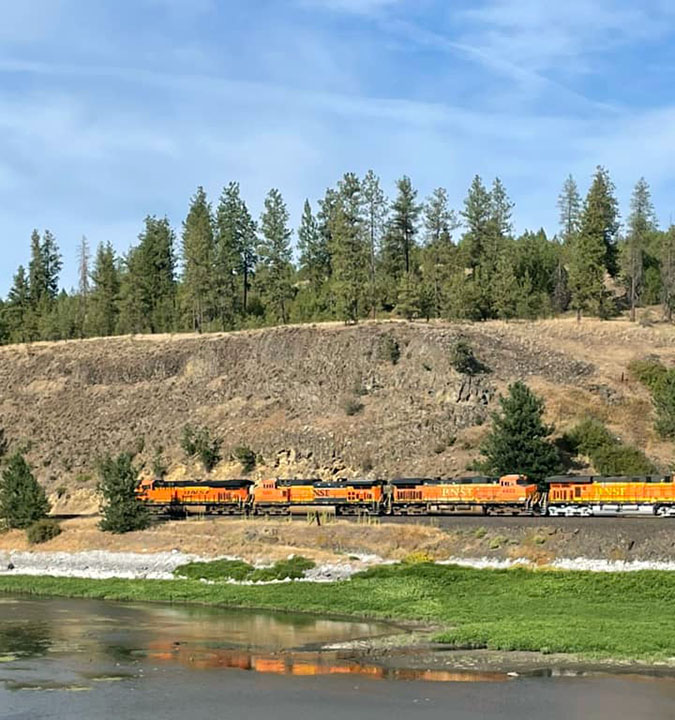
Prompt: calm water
<box><xmin>1</xmin><ymin>596</ymin><xmax>674</xmax><ymax>719</ymax></box>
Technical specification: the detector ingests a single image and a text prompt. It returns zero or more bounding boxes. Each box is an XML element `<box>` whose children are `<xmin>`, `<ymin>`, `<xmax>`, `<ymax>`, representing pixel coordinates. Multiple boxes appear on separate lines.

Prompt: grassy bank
<box><xmin>1</xmin><ymin>564</ymin><xmax>674</xmax><ymax>661</ymax></box>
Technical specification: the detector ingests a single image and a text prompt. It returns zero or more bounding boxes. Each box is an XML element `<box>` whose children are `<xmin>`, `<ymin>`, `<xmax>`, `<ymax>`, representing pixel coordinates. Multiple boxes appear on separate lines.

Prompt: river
<box><xmin>0</xmin><ymin>595</ymin><xmax>674</xmax><ymax>719</ymax></box>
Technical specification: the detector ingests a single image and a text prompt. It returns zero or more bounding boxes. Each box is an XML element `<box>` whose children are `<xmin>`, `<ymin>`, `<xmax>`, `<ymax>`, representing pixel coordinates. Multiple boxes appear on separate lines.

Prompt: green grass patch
<box><xmin>2</xmin><ymin>563</ymin><xmax>675</xmax><ymax>661</ymax></box>
<box><xmin>173</xmin><ymin>556</ymin><xmax>316</xmax><ymax>582</ymax></box>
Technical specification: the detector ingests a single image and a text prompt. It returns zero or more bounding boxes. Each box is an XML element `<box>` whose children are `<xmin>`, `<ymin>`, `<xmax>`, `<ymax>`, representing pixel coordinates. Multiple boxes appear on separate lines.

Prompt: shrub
<box><xmin>361</xmin><ymin>454</ymin><xmax>374</xmax><ymax>473</ymax></box>
<box><xmin>489</xmin><ymin>535</ymin><xmax>507</xmax><ymax>550</ymax></box>
<box><xmin>98</xmin><ymin>453</ymin><xmax>149</xmax><ymax>534</ymax></box>
<box><xmin>562</xmin><ymin>418</ymin><xmax>656</xmax><ymax>475</ymax></box>
<box><xmin>377</xmin><ymin>335</ymin><xmax>401</xmax><ymax>365</ymax></box>
<box><xmin>0</xmin><ymin>427</ymin><xmax>8</xmax><ymax>461</ymax></box>
<box><xmin>450</xmin><ymin>339</ymin><xmax>489</xmax><ymax>376</ymax></box>
<box><xmin>26</xmin><ymin>519</ymin><xmax>61</xmax><ymax>545</ymax></box>
<box><xmin>173</xmin><ymin>556</ymin><xmax>316</xmax><ymax>582</ymax></box>
<box><xmin>152</xmin><ymin>447</ymin><xmax>167</xmax><ymax>480</ymax></box>
<box><xmin>628</xmin><ymin>358</ymin><xmax>668</xmax><ymax>391</ymax></box>
<box><xmin>133</xmin><ymin>436</ymin><xmax>145</xmax><ymax>457</ymax></box>
<box><xmin>629</xmin><ymin>359</ymin><xmax>675</xmax><ymax>439</ymax></box>
<box><xmin>653</xmin><ymin>372</ymin><xmax>675</xmax><ymax>439</ymax></box>
<box><xmin>562</xmin><ymin>418</ymin><xmax>617</xmax><ymax>456</ymax></box>
<box><xmin>181</xmin><ymin>425</ymin><xmax>197</xmax><ymax>457</ymax></box>
<box><xmin>181</xmin><ymin>425</ymin><xmax>222</xmax><ymax>472</ymax></box>
<box><xmin>0</xmin><ymin>453</ymin><xmax>51</xmax><ymax>529</ymax></box>
<box><xmin>249</xmin><ymin>556</ymin><xmax>316</xmax><ymax>582</ymax></box>
<box><xmin>402</xmin><ymin>551</ymin><xmax>434</xmax><ymax>564</ymax></box>
<box><xmin>342</xmin><ymin>397</ymin><xmax>364</xmax><ymax>416</ymax></box>
<box><xmin>591</xmin><ymin>445</ymin><xmax>656</xmax><ymax>475</ymax></box>
<box><xmin>55</xmin><ymin>485</ymin><xmax>68</xmax><ymax>499</ymax></box>
<box><xmin>175</xmin><ymin>559</ymin><xmax>254</xmax><ymax>582</ymax></box>
<box><xmin>232</xmin><ymin>446</ymin><xmax>256</xmax><ymax>473</ymax></box>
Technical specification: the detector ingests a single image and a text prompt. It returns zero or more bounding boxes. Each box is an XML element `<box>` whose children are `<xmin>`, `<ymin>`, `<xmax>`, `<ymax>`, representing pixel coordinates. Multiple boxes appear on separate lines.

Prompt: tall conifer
<box><xmin>558</xmin><ymin>175</ymin><xmax>582</xmax><ymax>245</ymax></box>
<box><xmin>623</xmin><ymin>178</ymin><xmax>656</xmax><ymax>322</ymax></box>
<box><xmin>181</xmin><ymin>187</ymin><xmax>215</xmax><ymax>332</ymax></box>
<box><xmin>258</xmin><ymin>189</ymin><xmax>293</xmax><ymax>323</ymax></box>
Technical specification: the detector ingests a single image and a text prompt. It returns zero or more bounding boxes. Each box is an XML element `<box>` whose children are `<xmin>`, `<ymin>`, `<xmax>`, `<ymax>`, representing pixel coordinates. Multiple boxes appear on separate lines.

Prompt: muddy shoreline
<box><xmin>325</xmin><ymin>633</ymin><xmax>675</xmax><ymax>679</ymax></box>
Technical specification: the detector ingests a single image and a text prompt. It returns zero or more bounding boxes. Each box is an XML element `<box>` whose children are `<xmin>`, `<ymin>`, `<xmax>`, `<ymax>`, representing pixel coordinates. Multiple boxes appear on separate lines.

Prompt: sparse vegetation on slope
<box><xmin>1</xmin><ymin>319</ymin><xmax>674</xmax><ymax>507</ymax></box>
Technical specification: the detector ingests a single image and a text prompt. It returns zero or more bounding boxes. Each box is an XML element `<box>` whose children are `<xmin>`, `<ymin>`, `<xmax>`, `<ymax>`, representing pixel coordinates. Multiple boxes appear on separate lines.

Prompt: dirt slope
<box><xmin>1</xmin><ymin>318</ymin><xmax>674</xmax><ymax>510</ymax></box>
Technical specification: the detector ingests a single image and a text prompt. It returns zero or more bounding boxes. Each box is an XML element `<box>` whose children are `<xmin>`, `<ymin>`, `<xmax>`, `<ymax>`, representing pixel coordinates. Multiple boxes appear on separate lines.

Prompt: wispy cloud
<box><xmin>1</xmin><ymin>0</ymin><xmax>675</xmax><ymax>294</ymax></box>
<box><xmin>459</xmin><ymin>0</ymin><xmax>669</xmax><ymax>74</ymax></box>
<box><xmin>297</xmin><ymin>0</ymin><xmax>401</xmax><ymax>16</ymax></box>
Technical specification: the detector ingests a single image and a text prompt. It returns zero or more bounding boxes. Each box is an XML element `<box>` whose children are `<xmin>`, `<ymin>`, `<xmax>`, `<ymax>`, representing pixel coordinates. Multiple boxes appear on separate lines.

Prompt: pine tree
<box><xmin>88</xmin><ymin>242</ymin><xmax>120</xmax><ymax>337</ymax></box>
<box><xmin>623</xmin><ymin>178</ymin><xmax>657</xmax><ymax>322</ymax></box>
<box><xmin>490</xmin><ymin>177</ymin><xmax>514</xmax><ymax>238</ymax></box>
<box><xmin>423</xmin><ymin>187</ymin><xmax>458</xmax><ymax>317</ymax></box>
<box><xmin>214</xmin><ymin>183</ymin><xmax>243</xmax><ymax>330</ymax></box>
<box><xmin>491</xmin><ymin>251</ymin><xmax>519</xmax><ymax>320</ymax></box>
<box><xmin>568</xmin><ymin>229</ymin><xmax>606</xmax><ymax>321</ymax></box>
<box><xmin>460</xmin><ymin>175</ymin><xmax>492</xmax><ymax>269</ymax></box>
<box><xmin>28</xmin><ymin>230</ymin><xmax>61</xmax><ymax>315</ymax></box>
<box><xmin>258</xmin><ymin>188</ymin><xmax>293</xmax><ymax>323</ymax></box>
<box><xmin>479</xmin><ymin>178</ymin><xmax>514</xmax><ymax>297</ymax></box>
<box><xmin>41</xmin><ymin>230</ymin><xmax>62</xmax><ymax>302</ymax></box>
<box><xmin>661</xmin><ymin>226</ymin><xmax>675</xmax><ymax>322</ymax></box>
<box><xmin>395</xmin><ymin>272</ymin><xmax>422</xmax><ymax>320</ymax></box>
<box><xmin>569</xmin><ymin>169</ymin><xmax>618</xmax><ymax>320</ymax></box>
<box><xmin>362</xmin><ymin>170</ymin><xmax>388</xmax><ymax>317</ymax></box>
<box><xmin>585</xmin><ymin>166</ymin><xmax>620</xmax><ymax>276</ymax></box>
<box><xmin>0</xmin><ymin>301</ymin><xmax>7</xmax><ymax>345</ymax></box>
<box><xmin>136</xmin><ymin>216</ymin><xmax>176</xmax><ymax>333</ymax></box>
<box><xmin>77</xmin><ymin>236</ymin><xmax>90</xmax><ymax>338</ymax></box>
<box><xmin>238</xmin><ymin>201</ymin><xmax>258</xmax><ymax>315</ymax></box>
<box><xmin>552</xmin><ymin>260</ymin><xmax>571</xmax><ymax>314</ymax></box>
<box><xmin>557</xmin><ymin>175</ymin><xmax>582</xmax><ymax>245</ymax></box>
<box><xmin>98</xmin><ymin>453</ymin><xmax>149</xmax><ymax>533</ymax></box>
<box><xmin>181</xmin><ymin>187</ymin><xmax>215</xmax><ymax>332</ymax></box>
<box><xmin>28</xmin><ymin>230</ymin><xmax>47</xmax><ymax>309</ymax></box>
<box><xmin>0</xmin><ymin>453</ymin><xmax>51</xmax><ymax>529</ymax></box>
<box><xmin>480</xmin><ymin>381</ymin><xmax>561</xmax><ymax>482</ymax></box>
<box><xmin>298</xmin><ymin>199</ymin><xmax>330</xmax><ymax>295</ymax></box>
<box><xmin>117</xmin><ymin>247</ymin><xmax>147</xmax><ymax>334</ymax></box>
<box><xmin>424</xmin><ymin>187</ymin><xmax>456</xmax><ymax>245</ymax></box>
<box><xmin>390</xmin><ymin>176</ymin><xmax>421</xmax><ymax>276</ymax></box>
<box><xmin>5</xmin><ymin>266</ymin><xmax>32</xmax><ymax>343</ymax></box>
<box><xmin>443</xmin><ymin>271</ymin><xmax>483</xmax><ymax>321</ymax></box>
<box><xmin>330</xmin><ymin>174</ymin><xmax>368</xmax><ymax>322</ymax></box>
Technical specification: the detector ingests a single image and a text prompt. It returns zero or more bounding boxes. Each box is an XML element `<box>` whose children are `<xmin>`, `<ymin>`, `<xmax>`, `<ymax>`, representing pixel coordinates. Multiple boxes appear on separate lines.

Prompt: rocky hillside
<box><xmin>1</xmin><ymin>318</ymin><xmax>674</xmax><ymax>509</ymax></box>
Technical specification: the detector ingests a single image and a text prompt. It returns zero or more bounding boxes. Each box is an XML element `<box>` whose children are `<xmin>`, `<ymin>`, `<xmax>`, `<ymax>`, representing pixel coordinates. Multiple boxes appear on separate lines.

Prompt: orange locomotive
<box><xmin>136</xmin><ymin>478</ymin><xmax>253</xmax><ymax>515</ymax></box>
<box><xmin>252</xmin><ymin>478</ymin><xmax>385</xmax><ymax>516</ymax></box>
<box><xmin>389</xmin><ymin>475</ymin><xmax>540</xmax><ymax>515</ymax></box>
<box><xmin>546</xmin><ymin>475</ymin><xmax>675</xmax><ymax>517</ymax></box>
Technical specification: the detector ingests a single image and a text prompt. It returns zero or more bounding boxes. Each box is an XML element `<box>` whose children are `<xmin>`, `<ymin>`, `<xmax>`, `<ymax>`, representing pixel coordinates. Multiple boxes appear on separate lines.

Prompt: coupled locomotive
<box><xmin>136</xmin><ymin>473</ymin><xmax>675</xmax><ymax>518</ymax></box>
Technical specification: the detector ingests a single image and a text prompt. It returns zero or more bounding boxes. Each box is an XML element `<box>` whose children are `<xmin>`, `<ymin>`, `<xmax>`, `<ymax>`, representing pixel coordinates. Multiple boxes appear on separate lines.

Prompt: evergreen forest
<box><xmin>2</xmin><ymin>167</ymin><xmax>673</xmax><ymax>345</ymax></box>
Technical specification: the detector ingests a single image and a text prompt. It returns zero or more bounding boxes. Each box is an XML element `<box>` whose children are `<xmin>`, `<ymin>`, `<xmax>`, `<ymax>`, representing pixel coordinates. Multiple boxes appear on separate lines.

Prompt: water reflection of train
<box><xmin>137</xmin><ymin>475</ymin><xmax>675</xmax><ymax>518</ymax></box>
<box><xmin>144</xmin><ymin>643</ymin><xmax>508</xmax><ymax>683</ymax></box>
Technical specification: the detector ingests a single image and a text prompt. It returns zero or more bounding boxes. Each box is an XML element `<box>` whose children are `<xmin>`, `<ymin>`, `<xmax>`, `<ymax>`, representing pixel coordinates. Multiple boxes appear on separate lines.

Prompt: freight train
<box><xmin>136</xmin><ymin>474</ymin><xmax>675</xmax><ymax>518</ymax></box>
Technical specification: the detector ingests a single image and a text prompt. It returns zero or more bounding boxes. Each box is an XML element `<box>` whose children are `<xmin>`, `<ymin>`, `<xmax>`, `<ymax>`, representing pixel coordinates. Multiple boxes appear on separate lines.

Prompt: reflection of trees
<box><xmin>0</xmin><ymin>622</ymin><xmax>51</xmax><ymax>658</ymax></box>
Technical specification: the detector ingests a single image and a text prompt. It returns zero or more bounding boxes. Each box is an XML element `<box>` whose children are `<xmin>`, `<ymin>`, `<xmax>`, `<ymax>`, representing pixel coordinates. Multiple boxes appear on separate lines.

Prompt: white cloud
<box><xmin>458</xmin><ymin>0</ymin><xmax>672</xmax><ymax>74</ymax></box>
<box><xmin>298</xmin><ymin>0</ymin><xmax>401</xmax><ymax>16</ymax></box>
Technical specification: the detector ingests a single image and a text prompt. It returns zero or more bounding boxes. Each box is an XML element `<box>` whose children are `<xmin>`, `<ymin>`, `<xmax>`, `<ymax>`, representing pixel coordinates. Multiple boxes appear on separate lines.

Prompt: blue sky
<box><xmin>2</xmin><ymin>0</ymin><xmax>675</xmax><ymax>294</ymax></box>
